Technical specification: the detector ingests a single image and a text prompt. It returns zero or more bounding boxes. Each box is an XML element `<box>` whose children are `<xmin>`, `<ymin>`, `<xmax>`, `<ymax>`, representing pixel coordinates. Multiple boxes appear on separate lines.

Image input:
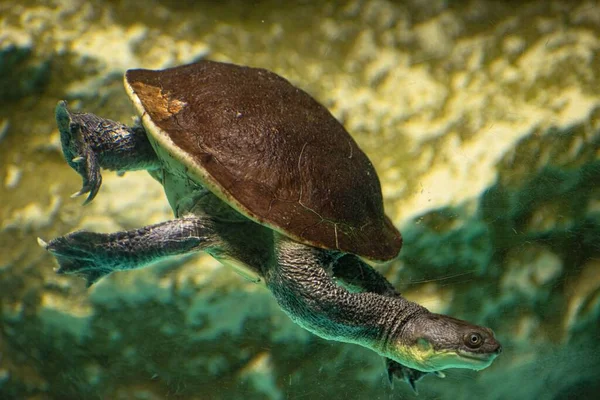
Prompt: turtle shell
<box><xmin>124</xmin><ymin>60</ymin><xmax>401</xmax><ymax>262</ymax></box>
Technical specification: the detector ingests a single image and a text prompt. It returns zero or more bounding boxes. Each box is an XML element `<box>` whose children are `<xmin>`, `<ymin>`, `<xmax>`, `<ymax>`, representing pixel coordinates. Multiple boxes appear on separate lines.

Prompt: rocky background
<box><xmin>1</xmin><ymin>0</ymin><xmax>599</xmax><ymax>399</ymax></box>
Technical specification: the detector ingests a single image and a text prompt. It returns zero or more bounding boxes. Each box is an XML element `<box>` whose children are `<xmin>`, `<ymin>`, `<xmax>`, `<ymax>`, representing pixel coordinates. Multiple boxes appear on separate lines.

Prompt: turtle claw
<box><xmin>385</xmin><ymin>359</ymin><xmax>443</xmax><ymax>394</ymax></box>
<box><xmin>37</xmin><ymin>237</ymin><xmax>49</xmax><ymax>249</ymax></box>
<box><xmin>69</xmin><ymin>174</ymin><xmax>102</xmax><ymax>205</ymax></box>
<box><xmin>69</xmin><ymin>167</ymin><xmax>102</xmax><ymax>205</ymax></box>
<box><xmin>69</xmin><ymin>137</ymin><xmax>102</xmax><ymax>205</ymax></box>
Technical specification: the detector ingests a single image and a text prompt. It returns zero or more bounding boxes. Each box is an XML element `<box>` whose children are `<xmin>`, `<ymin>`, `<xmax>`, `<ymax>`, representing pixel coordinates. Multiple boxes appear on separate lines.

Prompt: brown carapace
<box><xmin>125</xmin><ymin>61</ymin><xmax>402</xmax><ymax>262</ymax></box>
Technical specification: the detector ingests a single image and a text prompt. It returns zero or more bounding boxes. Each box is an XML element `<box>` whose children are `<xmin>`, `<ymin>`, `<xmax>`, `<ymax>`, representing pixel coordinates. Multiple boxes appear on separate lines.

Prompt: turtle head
<box><xmin>388</xmin><ymin>312</ymin><xmax>502</xmax><ymax>372</ymax></box>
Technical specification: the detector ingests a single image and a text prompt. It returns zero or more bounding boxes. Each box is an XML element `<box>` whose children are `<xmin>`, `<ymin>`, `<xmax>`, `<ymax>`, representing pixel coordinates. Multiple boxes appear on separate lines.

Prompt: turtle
<box><xmin>39</xmin><ymin>60</ymin><xmax>501</xmax><ymax>392</ymax></box>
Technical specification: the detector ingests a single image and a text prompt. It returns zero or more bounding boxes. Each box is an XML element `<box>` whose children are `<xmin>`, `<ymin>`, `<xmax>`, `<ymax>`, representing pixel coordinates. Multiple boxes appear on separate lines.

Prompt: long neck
<box><xmin>267</xmin><ymin>237</ymin><xmax>426</xmax><ymax>356</ymax></box>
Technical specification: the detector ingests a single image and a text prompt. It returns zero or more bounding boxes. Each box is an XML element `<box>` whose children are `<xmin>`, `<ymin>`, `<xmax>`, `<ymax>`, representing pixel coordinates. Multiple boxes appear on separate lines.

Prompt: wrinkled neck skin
<box><xmin>266</xmin><ymin>236</ymin><xmax>427</xmax><ymax>360</ymax></box>
<box><xmin>267</xmin><ymin>236</ymin><xmax>501</xmax><ymax>373</ymax></box>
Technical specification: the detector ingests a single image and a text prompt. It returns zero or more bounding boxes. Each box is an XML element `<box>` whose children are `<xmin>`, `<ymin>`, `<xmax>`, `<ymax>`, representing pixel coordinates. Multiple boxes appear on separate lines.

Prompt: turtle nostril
<box><xmin>495</xmin><ymin>344</ymin><xmax>503</xmax><ymax>355</ymax></box>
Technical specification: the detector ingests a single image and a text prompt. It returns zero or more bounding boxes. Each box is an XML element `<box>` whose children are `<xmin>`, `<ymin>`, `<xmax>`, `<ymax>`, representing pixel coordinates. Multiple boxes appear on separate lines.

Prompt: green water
<box><xmin>1</xmin><ymin>1</ymin><xmax>599</xmax><ymax>399</ymax></box>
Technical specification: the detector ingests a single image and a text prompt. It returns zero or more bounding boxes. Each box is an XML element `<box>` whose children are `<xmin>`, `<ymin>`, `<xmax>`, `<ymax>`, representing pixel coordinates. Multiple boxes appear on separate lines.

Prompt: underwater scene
<box><xmin>1</xmin><ymin>0</ymin><xmax>599</xmax><ymax>399</ymax></box>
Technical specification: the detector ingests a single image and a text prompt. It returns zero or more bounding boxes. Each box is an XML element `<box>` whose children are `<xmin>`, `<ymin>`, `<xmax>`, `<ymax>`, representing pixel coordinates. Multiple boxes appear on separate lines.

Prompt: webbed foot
<box><xmin>55</xmin><ymin>101</ymin><xmax>102</xmax><ymax>205</ymax></box>
<box><xmin>38</xmin><ymin>232</ymin><xmax>113</xmax><ymax>287</ymax></box>
<box><xmin>386</xmin><ymin>359</ymin><xmax>445</xmax><ymax>393</ymax></box>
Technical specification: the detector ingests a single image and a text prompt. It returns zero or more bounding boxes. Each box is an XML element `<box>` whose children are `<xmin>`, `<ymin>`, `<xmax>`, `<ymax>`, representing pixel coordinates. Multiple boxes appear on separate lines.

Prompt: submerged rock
<box><xmin>1</xmin><ymin>0</ymin><xmax>599</xmax><ymax>399</ymax></box>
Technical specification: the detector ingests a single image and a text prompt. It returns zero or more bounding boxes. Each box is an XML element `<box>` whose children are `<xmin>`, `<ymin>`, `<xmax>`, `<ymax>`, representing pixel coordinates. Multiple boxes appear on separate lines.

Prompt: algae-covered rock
<box><xmin>0</xmin><ymin>27</ymin><xmax>50</xmax><ymax>101</ymax></box>
<box><xmin>1</xmin><ymin>0</ymin><xmax>599</xmax><ymax>399</ymax></box>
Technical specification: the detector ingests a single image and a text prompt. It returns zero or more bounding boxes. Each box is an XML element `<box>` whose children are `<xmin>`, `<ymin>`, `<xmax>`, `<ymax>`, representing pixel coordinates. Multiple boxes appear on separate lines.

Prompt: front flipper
<box><xmin>386</xmin><ymin>359</ymin><xmax>444</xmax><ymax>393</ymax></box>
<box><xmin>39</xmin><ymin>216</ymin><xmax>217</xmax><ymax>287</ymax></box>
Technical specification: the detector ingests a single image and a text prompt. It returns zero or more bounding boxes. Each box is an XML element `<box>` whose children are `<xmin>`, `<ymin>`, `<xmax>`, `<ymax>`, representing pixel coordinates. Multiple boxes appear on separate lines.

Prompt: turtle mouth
<box><xmin>456</xmin><ymin>349</ymin><xmax>497</xmax><ymax>369</ymax></box>
<box><xmin>457</xmin><ymin>351</ymin><xmax>492</xmax><ymax>361</ymax></box>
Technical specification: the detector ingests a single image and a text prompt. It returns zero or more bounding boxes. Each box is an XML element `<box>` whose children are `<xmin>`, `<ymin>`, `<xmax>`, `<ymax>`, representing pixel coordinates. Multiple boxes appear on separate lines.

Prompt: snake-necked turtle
<box><xmin>40</xmin><ymin>60</ymin><xmax>501</xmax><ymax>391</ymax></box>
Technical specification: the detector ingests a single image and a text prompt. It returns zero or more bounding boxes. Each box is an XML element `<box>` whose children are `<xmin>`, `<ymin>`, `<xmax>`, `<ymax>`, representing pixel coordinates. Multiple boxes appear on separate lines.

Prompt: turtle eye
<box><xmin>465</xmin><ymin>332</ymin><xmax>483</xmax><ymax>349</ymax></box>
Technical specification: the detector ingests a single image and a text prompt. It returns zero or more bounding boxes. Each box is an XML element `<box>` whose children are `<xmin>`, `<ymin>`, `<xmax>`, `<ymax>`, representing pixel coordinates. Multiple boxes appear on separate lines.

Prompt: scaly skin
<box><xmin>42</xmin><ymin>102</ymin><xmax>502</xmax><ymax>391</ymax></box>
